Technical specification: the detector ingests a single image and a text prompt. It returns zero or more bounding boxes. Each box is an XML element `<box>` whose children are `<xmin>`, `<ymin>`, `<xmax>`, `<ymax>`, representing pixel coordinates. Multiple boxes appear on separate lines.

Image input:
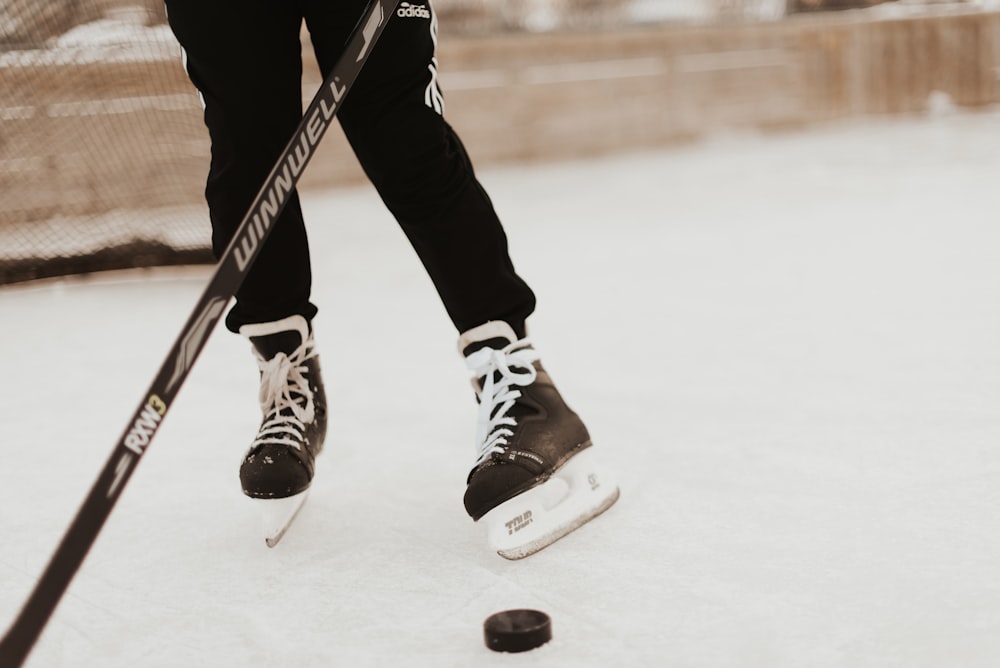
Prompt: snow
<box><xmin>2</xmin><ymin>108</ymin><xmax>1000</xmax><ymax>667</ymax></box>
<box><xmin>54</xmin><ymin>11</ymin><xmax>174</xmax><ymax>49</ymax></box>
<box><xmin>0</xmin><ymin>12</ymin><xmax>177</xmax><ymax>68</ymax></box>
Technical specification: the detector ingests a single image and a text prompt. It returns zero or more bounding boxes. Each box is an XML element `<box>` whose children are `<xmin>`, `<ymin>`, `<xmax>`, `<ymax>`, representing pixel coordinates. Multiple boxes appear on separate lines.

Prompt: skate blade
<box><xmin>253</xmin><ymin>491</ymin><xmax>309</xmax><ymax>548</ymax></box>
<box><xmin>481</xmin><ymin>449</ymin><xmax>620</xmax><ymax>560</ymax></box>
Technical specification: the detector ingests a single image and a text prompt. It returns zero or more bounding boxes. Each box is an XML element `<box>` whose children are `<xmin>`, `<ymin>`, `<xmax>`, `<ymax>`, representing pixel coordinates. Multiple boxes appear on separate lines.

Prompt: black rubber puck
<box><xmin>483</xmin><ymin>609</ymin><xmax>552</xmax><ymax>653</ymax></box>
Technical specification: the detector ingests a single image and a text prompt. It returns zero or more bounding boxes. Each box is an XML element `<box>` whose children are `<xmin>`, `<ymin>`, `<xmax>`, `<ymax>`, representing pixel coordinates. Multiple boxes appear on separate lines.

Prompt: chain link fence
<box><xmin>0</xmin><ymin>0</ymin><xmax>989</xmax><ymax>283</ymax></box>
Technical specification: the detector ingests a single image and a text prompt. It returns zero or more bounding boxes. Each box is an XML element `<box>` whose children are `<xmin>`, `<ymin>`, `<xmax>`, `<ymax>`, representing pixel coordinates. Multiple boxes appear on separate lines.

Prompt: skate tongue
<box><xmin>462</xmin><ymin>337</ymin><xmax>512</xmax><ymax>357</ymax></box>
<box><xmin>240</xmin><ymin>315</ymin><xmax>311</xmax><ymax>361</ymax></box>
<box><xmin>459</xmin><ymin>321</ymin><xmax>519</xmax><ymax>357</ymax></box>
<box><xmin>250</xmin><ymin>329</ymin><xmax>304</xmax><ymax>360</ymax></box>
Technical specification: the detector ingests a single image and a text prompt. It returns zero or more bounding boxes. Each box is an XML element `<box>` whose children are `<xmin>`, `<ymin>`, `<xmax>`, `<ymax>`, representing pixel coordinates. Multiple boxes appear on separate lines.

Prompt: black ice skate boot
<box><xmin>239</xmin><ymin>315</ymin><xmax>327</xmax><ymax>546</ymax></box>
<box><xmin>459</xmin><ymin>321</ymin><xmax>618</xmax><ymax>559</ymax></box>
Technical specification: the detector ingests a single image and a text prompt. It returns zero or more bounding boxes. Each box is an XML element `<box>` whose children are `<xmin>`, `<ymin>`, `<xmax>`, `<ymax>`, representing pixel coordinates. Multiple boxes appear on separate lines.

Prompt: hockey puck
<box><xmin>483</xmin><ymin>609</ymin><xmax>552</xmax><ymax>653</ymax></box>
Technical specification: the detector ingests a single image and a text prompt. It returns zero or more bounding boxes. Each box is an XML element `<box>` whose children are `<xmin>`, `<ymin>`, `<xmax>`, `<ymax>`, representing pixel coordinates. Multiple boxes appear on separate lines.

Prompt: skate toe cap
<box><xmin>464</xmin><ymin>462</ymin><xmax>540</xmax><ymax>521</ymax></box>
<box><xmin>240</xmin><ymin>445</ymin><xmax>313</xmax><ymax>499</ymax></box>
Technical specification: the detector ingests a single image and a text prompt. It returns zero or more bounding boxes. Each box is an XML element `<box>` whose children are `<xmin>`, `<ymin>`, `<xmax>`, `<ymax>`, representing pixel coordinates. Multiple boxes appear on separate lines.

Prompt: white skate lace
<box><xmin>253</xmin><ymin>339</ymin><xmax>317</xmax><ymax>451</ymax></box>
<box><xmin>466</xmin><ymin>338</ymin><xmax>540</xmax><ymax>466</ymax></box>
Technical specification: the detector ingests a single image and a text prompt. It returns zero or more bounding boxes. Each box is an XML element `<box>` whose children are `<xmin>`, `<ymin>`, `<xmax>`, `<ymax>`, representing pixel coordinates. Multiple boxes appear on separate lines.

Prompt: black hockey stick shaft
<box><xmin>0</xmin><ymin>2</ymin><xmax>397</xmax><ymax>665</ymax></box>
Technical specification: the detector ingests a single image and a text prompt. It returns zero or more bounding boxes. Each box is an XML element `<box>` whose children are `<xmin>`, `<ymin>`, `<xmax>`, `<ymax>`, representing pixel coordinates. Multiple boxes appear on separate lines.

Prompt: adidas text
<box><xmin>397</xmin><ymin>2</ymin><xmax>431</xmax><ymax>18</ymax></box>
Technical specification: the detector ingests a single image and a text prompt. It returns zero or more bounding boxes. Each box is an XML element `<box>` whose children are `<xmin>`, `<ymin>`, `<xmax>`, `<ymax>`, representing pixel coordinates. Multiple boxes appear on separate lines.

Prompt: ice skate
<box><xmin>239</xmin><ymin>315</ymin><xmax>327</xmax><ymax>547</ymax></box>
<box><xmin>459</xmin><ymin>321</ymin><xmax>619</xmax><ymax>559</ymax></box>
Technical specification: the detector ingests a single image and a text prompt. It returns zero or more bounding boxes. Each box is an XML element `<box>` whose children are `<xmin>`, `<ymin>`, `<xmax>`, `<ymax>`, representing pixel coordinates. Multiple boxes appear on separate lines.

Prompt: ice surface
<box><xmin>2</xmin><ymin>109</ymin><xmax>999</xmax><ymax>667</ymax></box>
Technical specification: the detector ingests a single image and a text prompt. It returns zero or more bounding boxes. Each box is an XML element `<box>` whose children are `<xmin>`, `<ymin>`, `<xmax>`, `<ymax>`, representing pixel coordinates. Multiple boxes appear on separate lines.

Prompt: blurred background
<box><xmin>1</xmin><ymin>0</ymin><xmax>998</xmax><ymax>285</ymax></box>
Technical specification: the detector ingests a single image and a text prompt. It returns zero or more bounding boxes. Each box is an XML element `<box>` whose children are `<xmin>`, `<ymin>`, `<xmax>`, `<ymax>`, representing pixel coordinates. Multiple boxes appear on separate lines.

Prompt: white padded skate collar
<box><xmin>457</xmin><ymin>320</ymin><xmax>518</xmax><ymax>354</ymax></box>
<box><xmin>239</xmin><ymin>314</ymin><xmax>310</xmax><ymax>342</ymax></box>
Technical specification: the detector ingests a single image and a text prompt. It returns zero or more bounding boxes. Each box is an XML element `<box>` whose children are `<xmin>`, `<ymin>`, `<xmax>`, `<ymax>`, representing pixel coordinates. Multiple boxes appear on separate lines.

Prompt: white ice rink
<box><xmin>2</xmin><ymin>109</ymin><xmax>999</xmax><ymax>667</ymax></box>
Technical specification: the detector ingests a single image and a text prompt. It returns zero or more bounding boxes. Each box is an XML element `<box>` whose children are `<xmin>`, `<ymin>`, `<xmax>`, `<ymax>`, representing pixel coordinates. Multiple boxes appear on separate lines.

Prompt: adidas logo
<box><xmin>397</xmin><ymin>2</ymin><xmax>431</xmax><ymax>18</ymax></box>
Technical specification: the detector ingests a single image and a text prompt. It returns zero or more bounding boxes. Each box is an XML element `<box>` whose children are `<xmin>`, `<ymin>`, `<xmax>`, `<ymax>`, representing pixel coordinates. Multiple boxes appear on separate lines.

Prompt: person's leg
<box><xmin>304</xmin><ymin>2</ymin><xmax>616</xmax><ymax>559</ymax></box>
<box><xmin>304</xmin><ymin>0</ymin><xmax>536</xmax><ymax>337</ymax></box>
<box><xmin>166</xmin><ymin>3</ymin><xmax>327</xmax><ymax>545</ymax></box>
<box><xmin>166</xmin><ymin>0</ymin><xmax>317</xmax><ymax>332</ymax></box>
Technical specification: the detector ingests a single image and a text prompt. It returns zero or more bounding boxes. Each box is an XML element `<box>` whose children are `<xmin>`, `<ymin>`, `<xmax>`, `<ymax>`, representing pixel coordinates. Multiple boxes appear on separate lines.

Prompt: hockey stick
<box><xmin>0</xmin><ymin>2</ymin><xmax>398</xmax><ymax>665</ymax></box>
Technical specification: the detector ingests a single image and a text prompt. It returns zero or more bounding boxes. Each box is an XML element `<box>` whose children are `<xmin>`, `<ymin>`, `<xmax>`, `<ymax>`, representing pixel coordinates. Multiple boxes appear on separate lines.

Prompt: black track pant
<box><xmin>165</xmin><ymin>0</ymin><xmax>536</xmax><ymax>337</ymax></box>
